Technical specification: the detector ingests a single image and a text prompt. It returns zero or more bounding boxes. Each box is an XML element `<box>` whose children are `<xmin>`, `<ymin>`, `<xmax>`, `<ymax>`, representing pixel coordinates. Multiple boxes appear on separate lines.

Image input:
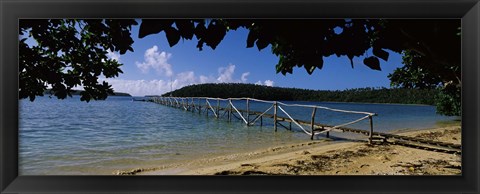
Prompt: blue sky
<box><xmin>92</xmin><ymin>23</ymin><xmax>404</xmax><ymax>96</ymax></box>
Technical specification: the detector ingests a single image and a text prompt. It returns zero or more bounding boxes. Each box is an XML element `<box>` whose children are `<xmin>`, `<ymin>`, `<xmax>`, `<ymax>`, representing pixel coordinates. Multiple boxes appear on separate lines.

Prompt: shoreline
<box><xmin>126</xmin><ymin>122</ymin><xmax>461</xmax><ymax>175</ymax></box>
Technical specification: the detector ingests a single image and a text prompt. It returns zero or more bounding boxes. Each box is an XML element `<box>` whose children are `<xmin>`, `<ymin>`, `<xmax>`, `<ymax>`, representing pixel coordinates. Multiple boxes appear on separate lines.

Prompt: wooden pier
<box><xmin>145</xmin><ymin>96</ymin><xmax>461</xmax><ymax>154</ymax></box>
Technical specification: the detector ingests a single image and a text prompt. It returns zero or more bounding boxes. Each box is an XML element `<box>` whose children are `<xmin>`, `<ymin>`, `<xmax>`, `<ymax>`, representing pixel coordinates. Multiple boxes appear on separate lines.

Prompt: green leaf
<box><xmin>348</xmin><ymin>54</ymin><xmax>354</xmax><ymax>68</ymax></box>
<box><xmin>204</xmin><ymin>21</ymin><xmax>227</xmax><ymax>50</ymax></box>
<box><xmin>138</xmin><ymin>19</ymin><xmax>172</xmax><ymax>38</ymax></box>
<box><xmin>165</xmin><ymin>27</ymin><xmax>181</xmax><ymax>47</ymax></box>
<box><xmin>373</xmin><ymin>47</ymin><xmax>389</xmax><ymax>61</ymax></box>
<box><xmin>304</xmin><ymin>64</ymin><xmax>315</xmax><ymax>74</ymax></box>
<box><xmin>175</xmin><ymin>20</ymin><xmax>195</xmax><ymax>40</ymax></box>
<box><xmin>276</xmin><ymin>56</ymin><xmax>285</xmax><ymax>74</ymax></box>
<box><xmin>194</xmin><ymin>23</ymin><xmax>207</xmax><ymax>38</ymax></box>
<box><xmin>316</xmin><ymin>57</ymin><xmax>324</xmax><ymax>70</ymax></box>
<box><xmin>246</xmin><ymin>31</ymin><xmax>257</xmax><ymax>48</ymax></box>
<box><xmin>256</xmin><ymin>38</ymin><xmax>268</xmax><ymax>51</ymax></box>
<box><xmin>363</xmin><ymin>56</ymin><xmax>381</xmax><ymax>71</ymax></box>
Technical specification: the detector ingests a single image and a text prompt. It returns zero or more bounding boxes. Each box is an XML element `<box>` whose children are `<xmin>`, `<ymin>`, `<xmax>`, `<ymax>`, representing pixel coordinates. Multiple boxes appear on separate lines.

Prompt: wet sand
<box><xmin>122</xmin><ymin>123</ymin><xmax>461</xmax><ymax>176</ymax></box>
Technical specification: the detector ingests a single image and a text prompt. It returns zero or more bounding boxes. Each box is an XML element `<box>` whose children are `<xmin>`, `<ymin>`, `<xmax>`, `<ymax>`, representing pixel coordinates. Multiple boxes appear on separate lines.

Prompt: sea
<box><xmin>19</xmin><ymin>96</ymin><xmax>459</xmax><ymax>175</ymax></box>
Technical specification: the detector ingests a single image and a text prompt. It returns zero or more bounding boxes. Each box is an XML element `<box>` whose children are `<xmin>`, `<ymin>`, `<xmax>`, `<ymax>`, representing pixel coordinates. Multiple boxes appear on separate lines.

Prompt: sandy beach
<box><xmin>119</xmin><ymin>123</ymin><xmax>461</xmax><ymax>176</ymax></box>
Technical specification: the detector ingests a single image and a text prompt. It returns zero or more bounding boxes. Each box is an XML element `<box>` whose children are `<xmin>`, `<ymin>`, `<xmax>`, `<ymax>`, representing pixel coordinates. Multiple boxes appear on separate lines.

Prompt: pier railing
<box><xmin>147</xmin><ymin>96</ymin><xmax>378</xmax><ymax>143</ymax></box>
<box><xmin>144</xmin><ymin>96</ymin><xmax>461</xmax><ymax>154</ymax></box>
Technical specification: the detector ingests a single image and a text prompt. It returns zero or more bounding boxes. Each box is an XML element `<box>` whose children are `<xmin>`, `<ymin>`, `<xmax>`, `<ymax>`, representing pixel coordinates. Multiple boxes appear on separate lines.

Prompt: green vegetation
<box><xmin>20</xmin><ymin>19</ymin><xmax>136</xmax><ymax>102</ymax></box>
<box><xmin>162</xmin><ymin>83</ymin><xmax>438</xmax><ymax>105</ymax></box>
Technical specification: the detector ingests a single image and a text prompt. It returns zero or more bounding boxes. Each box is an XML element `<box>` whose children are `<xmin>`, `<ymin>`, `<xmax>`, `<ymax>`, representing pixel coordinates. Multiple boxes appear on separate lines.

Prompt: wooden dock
<box><xmin>145</xmin><ymin>96</ymin><xmax>461</xmax><ymax>154</ymax></box>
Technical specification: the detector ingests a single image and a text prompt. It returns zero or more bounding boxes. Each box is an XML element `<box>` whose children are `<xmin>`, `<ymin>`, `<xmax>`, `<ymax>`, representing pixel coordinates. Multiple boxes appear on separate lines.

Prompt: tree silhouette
<box><xmin>19</xmin><ymin>19</ymin><xmax>460</xmax><ymax>115</ymax></box>
<box><xmin>20</xmin><ymin>19</ymin><xmax>137</xmax><ymax>102</ymax></box>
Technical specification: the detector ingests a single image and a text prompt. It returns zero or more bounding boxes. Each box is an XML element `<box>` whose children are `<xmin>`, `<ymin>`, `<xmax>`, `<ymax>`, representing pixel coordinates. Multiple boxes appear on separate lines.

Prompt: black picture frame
<box><xmin>1</xmin><ymin>0</ymin><xmax>478</xmax><ymax>193</ymax></box>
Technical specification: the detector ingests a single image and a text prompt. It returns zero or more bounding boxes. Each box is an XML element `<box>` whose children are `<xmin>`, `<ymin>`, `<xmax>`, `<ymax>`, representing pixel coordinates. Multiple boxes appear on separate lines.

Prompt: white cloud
<box><xmin>102</xmin><ymin>78</ymin><xmax>170</xmax><ymax>96</ymax></box>
<box><xmin>135</xmin><ymin>45</ymin><xmax>173</xmax><ymax>77</ymax></box>
<box><xmin>255</xmin><ymin>80</ymin><xmax>274</xmax><ymax>87</ymax></box>
<box><xmin>217</xmin><ymin>64</ymin><xmax>236</xmax><ymax>82</ymax></box>
<box><xmin>264</xmin><ymin>80</ymin><xmax>274</xmax><ymax>87</ymax></box>
<box><xmin>101</xmin><ymin>64</ymin><xmax>271</xmax><ymax>96</ymax></box>
<box><xmin>106</xmin><ymin>50</ymin><xmax>121</xmax><ymax>62</ymax></box>
<box><xmin>241</xmin><ymin>72</ymin><xmax>250</xmax><ymax>83</ymax></box>
<box><xmin>102</xmin><ymin>72</ymin><xmax>198</xmax><ymax>96</ymax></box>
<box><xmin>172</xmin><ymin>71</ymin><xmax>196</xmax><ymax>90</ymax></box>
<box><xmin>199</xmin><ymin>75</ymin><xmax>216</xmax><ymax>83</ymax></box>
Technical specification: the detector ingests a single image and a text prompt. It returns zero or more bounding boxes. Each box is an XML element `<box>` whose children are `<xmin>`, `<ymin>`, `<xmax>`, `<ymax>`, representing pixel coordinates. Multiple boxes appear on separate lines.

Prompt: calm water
<box><xmin>19</xmin><ymin>96</ymin><xmax>457</xmax><ymax>175</ymax></box>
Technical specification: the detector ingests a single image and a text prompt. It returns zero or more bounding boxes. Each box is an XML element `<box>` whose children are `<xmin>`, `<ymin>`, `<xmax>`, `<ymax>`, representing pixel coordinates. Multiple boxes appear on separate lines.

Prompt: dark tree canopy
<box><xmin>20</xmin><ymin>19</ymin><xmax>137</xmax><ymax>102</ymax></box>
<box><xmin>138</xmin><ymin>19</ymin><xmax>459</xmax><ymax>80</ymax></box>
<box><xmin>19</xmin><ymin>19</ymin><xmax>460</xmax><ymax>115</ymax></box>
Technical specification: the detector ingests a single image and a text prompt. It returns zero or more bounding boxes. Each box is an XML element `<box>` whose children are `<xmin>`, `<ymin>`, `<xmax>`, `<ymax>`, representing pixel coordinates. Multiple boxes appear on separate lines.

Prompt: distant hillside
<box><xmin>44</xmin><ymin>89</ymin><xmax>131</xmax><ymax>97</ymax></box>
<box><xmin>162</xmin><ymin>83</ymin><xmax>439</xmax><ymax>105</ymax></box>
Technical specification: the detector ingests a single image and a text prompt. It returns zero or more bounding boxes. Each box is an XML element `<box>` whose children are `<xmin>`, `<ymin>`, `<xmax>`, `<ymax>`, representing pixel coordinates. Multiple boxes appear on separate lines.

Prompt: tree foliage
<box><xmin>138</xmin><ymin>19</ymin><xmax>387</xmax><ymax>74</ymax></box>
<box><xmin>20</xmin><ymin>19</ymin><xmax>460</xmax><ymax>115</ymax></box>
<box><xmin>138</xmin><ymin>19</ymin><xmax>462</xmax><ymax>116</ymax></box>
<box><xmin>385</xmin><ymin>21</ymin><xmax>461</xmax><ymax>116</ymax></box>
<box><xmin>20</xmin><ymin>19</ymin><xmax>137</xmax><ymax>102</ymax></box>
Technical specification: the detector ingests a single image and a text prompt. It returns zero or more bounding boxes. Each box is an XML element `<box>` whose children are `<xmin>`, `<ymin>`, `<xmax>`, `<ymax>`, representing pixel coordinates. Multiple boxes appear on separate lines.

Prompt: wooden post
<box><xmin>191</xmin><ymin>98</ymin><xmax>194</xmax><ymax>112</ymax></box>
<box><xmin>311</xmin><ymin>107</ymin><xmax>317</xmax><ymax>140</ymax></box>
<box><xmin>216</xmin><ymin>98</ymin><xmax>220</xmax><ymax>118</ymax></box>
<box><xmin>326</xmin><ymin>130</ymin><xmax>330</xmax><ymax>138</ymax></box>
<box><xmin>260</xmin><ymin>116</ymin><xmax>263</xmax><ymax>127</ymax></box>
<box><xmin>274</xmin><ymin>102</ymin><xmax>278</xmax><ymax>132</ymax></box>
<box><xmin>228</xmin><ymin>99</ymin><xmax>232</xmax><ymax>122</ymax></box>
<box><xmin>369</xmin><ymin>115</ymin><xmax>373</xmax><ymax>144</ymax></box>
<box><xmin>198</xmin><ymin>98</ymin><xmax>201</xmax><ymax>114</ymax></box>
<box><xmin>289</xmin><ymin>122</ymin><xmax>292</xmax><ymax>131</ymax></box>
<box><xmin>246</xmin><ymin>99</ymin><xmax>250</xmax><ymax>125</ymax></box>
<box><xmin>184</xmin><ymin>98</ymin><xmax>187</xmax><ymax>110</ymax></box>
<box><xmin>206</xmin><ymin>100</ymin><xmax>209</xmax><ymax>117</ymax></box>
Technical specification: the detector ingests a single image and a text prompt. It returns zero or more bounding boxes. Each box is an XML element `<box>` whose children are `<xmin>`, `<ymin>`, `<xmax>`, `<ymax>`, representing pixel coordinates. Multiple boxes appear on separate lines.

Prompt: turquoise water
<box><xmin>19</xmin><ymin>96</ymin><xmax>457</xmax><ymax>175</ymax></box>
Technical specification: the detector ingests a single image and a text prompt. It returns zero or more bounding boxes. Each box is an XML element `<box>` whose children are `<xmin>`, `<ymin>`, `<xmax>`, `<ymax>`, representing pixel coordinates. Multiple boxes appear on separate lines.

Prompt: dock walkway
<box><xmin>145</xmin><ymin>97</ymin><xmax>461</xmax><ymax>154</ymax></box>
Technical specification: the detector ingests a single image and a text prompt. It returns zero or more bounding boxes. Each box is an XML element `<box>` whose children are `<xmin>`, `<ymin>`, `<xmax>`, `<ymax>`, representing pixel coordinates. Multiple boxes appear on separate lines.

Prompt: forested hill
<box><xmin>162</xmin><ymin>83</ymin><xmax>439</xmax><ymax>105</ymax></box>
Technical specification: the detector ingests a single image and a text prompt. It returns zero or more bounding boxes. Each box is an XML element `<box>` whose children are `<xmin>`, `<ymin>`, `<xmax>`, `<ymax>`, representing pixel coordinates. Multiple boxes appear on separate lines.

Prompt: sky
<box><xmin>29</xmin><ymin>21</ymin><xmax>406</xmax><ymax>97</ymax></box>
